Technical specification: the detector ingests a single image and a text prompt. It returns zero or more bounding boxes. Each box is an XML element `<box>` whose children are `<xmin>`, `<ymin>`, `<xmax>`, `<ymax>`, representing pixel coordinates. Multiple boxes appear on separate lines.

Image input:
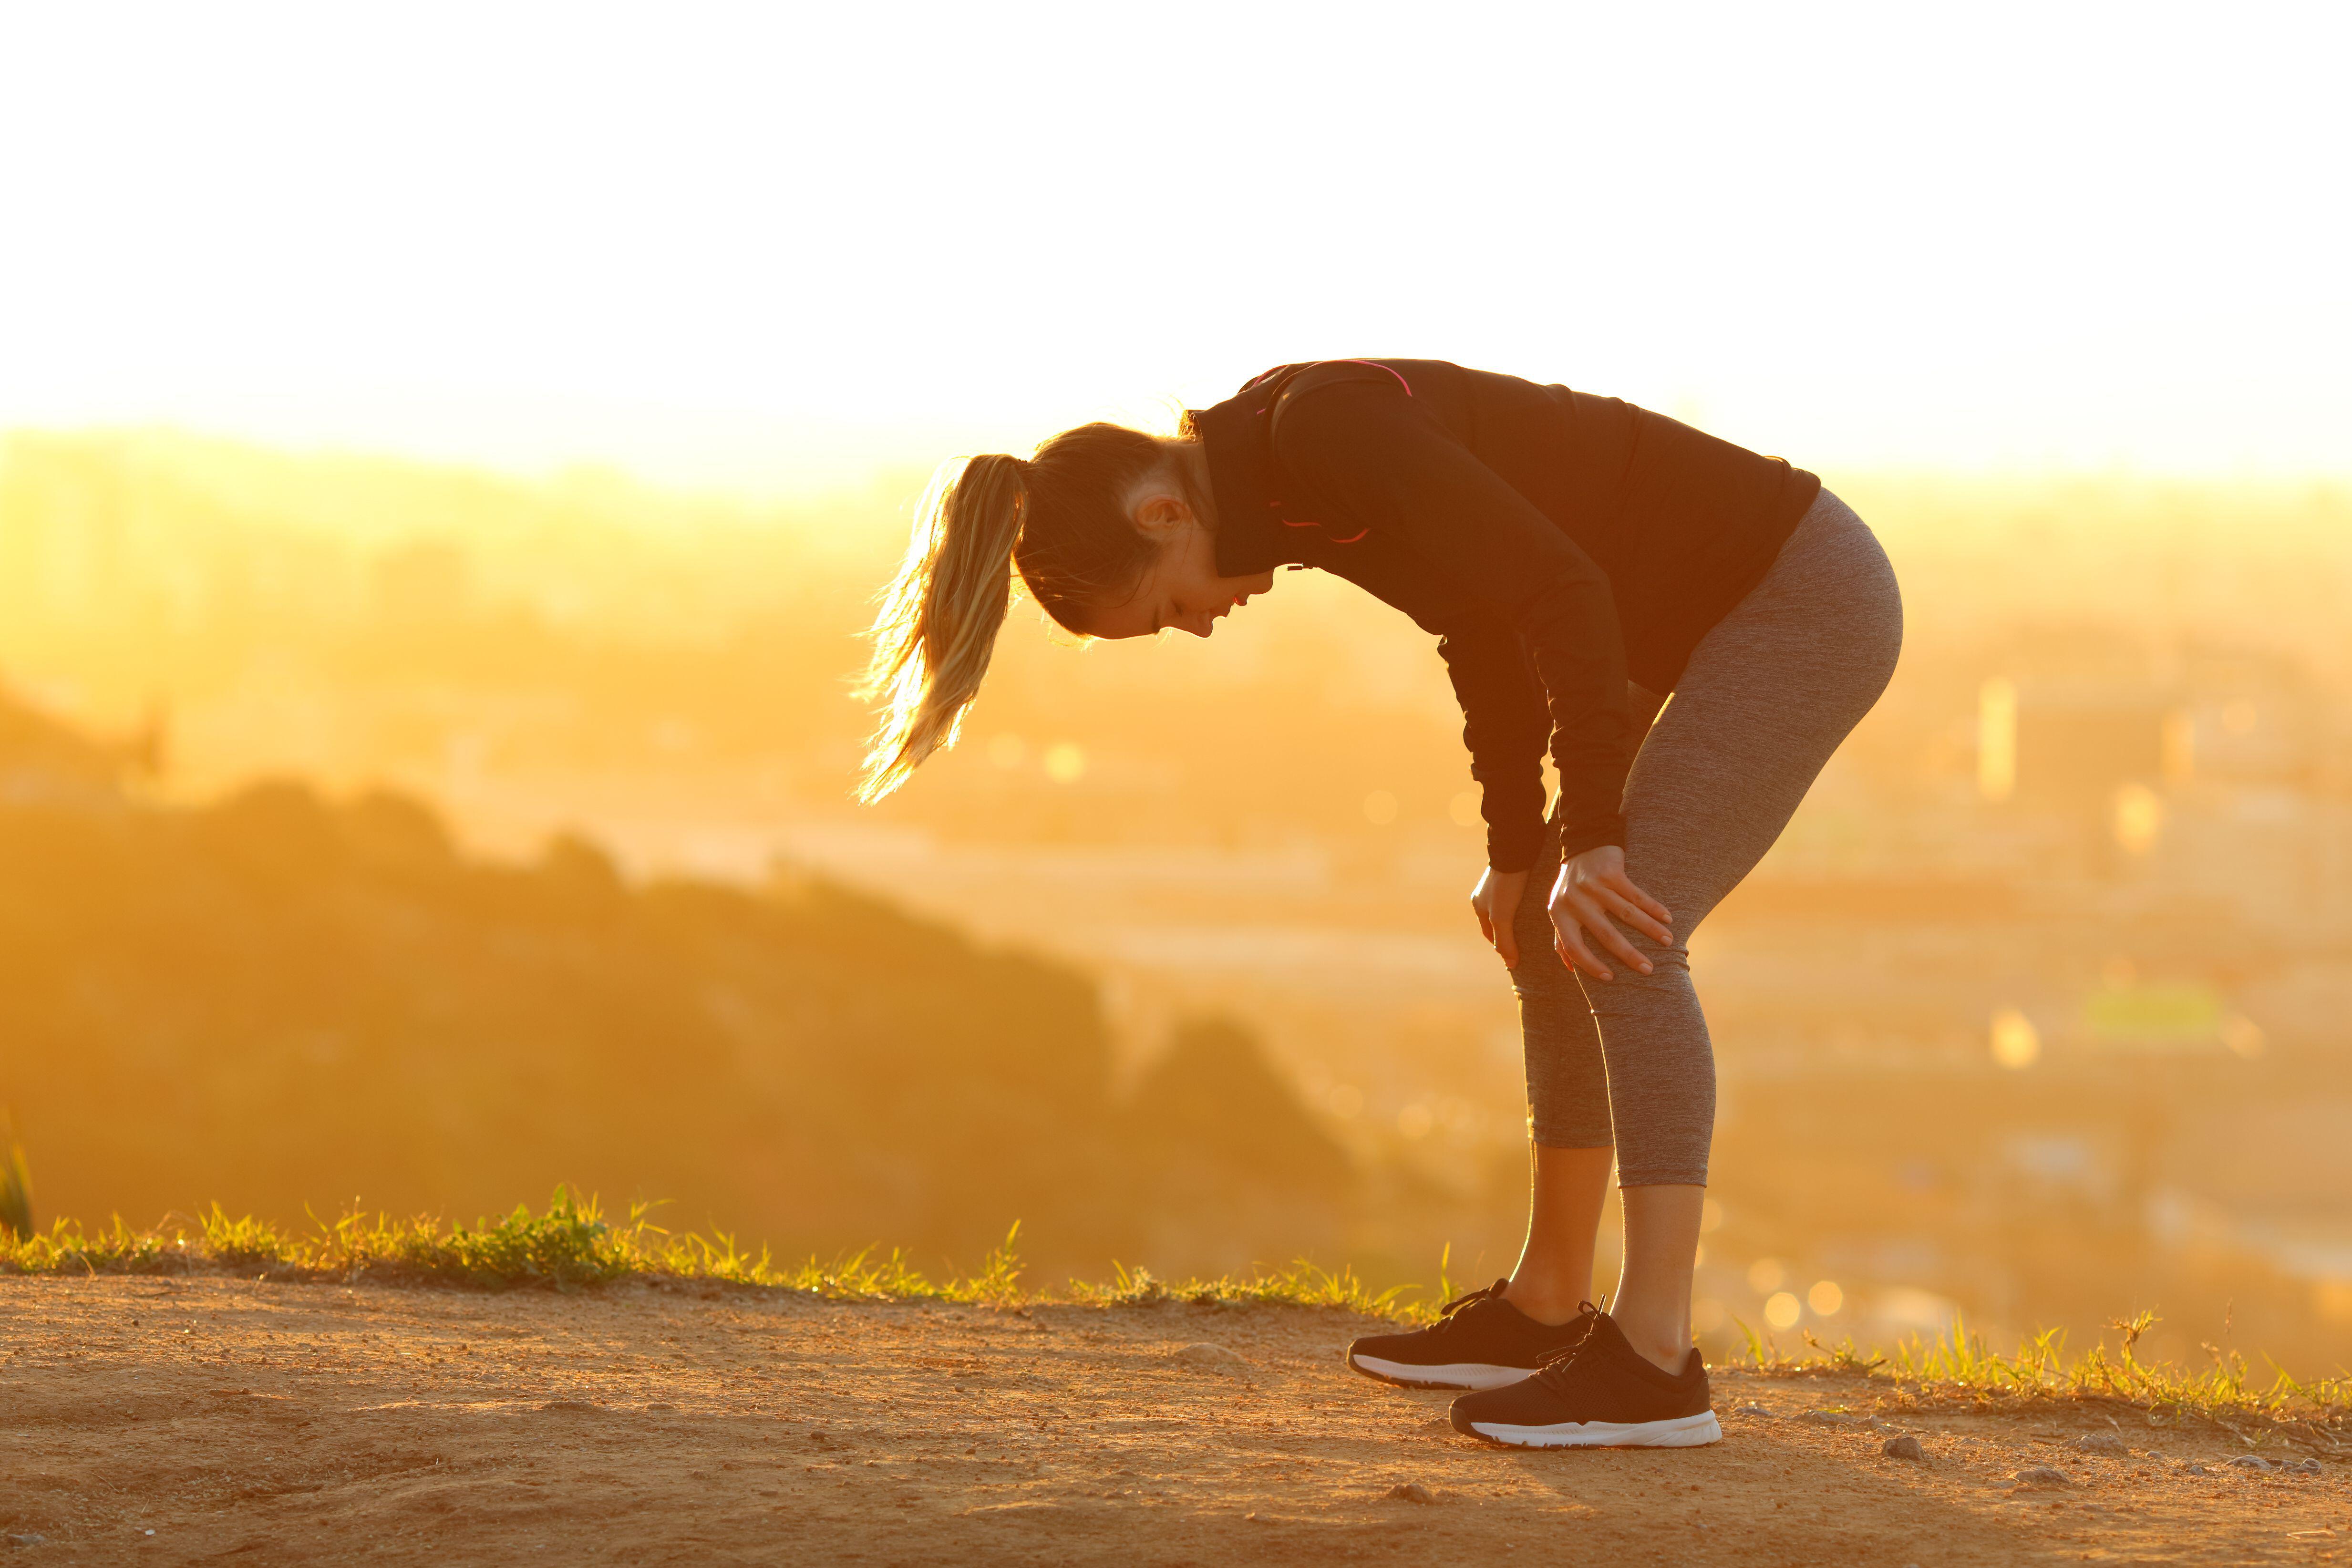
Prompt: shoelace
<box><xmin>1436</xmin><ymin>1279</ymin><xmax>1509</xmax><ymax>1320</ymax></box>
<box><xmin>1532</xmin><ymin>1301</ymin><xmax>1606</xmax><ymax>1387</ymax></box>
<box><xmin>1416</xmin><ymin>1279</ymin><xmax>1515</xmax><ymax>1344</ymax></box>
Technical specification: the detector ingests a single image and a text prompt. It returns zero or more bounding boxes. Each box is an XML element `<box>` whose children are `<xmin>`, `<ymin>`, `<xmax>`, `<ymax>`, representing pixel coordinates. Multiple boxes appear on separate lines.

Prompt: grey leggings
<box><xmin>1509</xmin><ymin>487</ymin><xmax>1902</xmax><ymax>1186</ymax></box>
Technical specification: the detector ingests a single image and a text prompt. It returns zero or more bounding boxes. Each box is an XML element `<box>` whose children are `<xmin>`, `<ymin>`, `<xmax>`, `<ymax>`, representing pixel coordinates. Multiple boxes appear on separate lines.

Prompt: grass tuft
<box><xmin>1729</xmin><ymin>1308</ymin><xmax>2352</xmax><ymax>1439</ymax></box>
<box><xmin>4</xmin><ymin>1188</ymin><xmax>696</xmax><ymax>1290</ymax></box>
<box><xmin>0</xmin><ymin>1116</ymin><xmax>31</xmax><ymax>1242</ymax></box>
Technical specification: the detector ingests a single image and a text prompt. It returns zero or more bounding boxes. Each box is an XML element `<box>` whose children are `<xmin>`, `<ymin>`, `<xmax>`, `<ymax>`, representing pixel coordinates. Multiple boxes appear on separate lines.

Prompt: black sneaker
<box><xmin>1447</xmin><ymin>1308</ymin><xmax>1721</xmax><ymax>1447</ymax></box>
<box><xmin>1345</xmin><ymin>1281</ymin><xmax>1596</xmax><ymax>1391</ymax></box>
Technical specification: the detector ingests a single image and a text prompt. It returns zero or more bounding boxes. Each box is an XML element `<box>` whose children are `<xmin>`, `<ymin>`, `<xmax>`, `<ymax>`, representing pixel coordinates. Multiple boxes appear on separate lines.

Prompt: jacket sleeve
<box><xmin>1271</xmin><ymin>369</ymin><xmax>1633</xmax><ymax>861</ymax></box>
<box><xmin>1435</xmin><ymin>615</ymin><xmax>1554</xmax><ymax>873</ymax></box>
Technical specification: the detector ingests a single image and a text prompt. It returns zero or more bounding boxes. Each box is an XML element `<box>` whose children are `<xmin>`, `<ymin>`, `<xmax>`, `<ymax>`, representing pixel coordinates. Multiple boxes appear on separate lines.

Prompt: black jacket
<box><xmin>1185</xmin><ymin>359</ymin><xmax>1818</xmax><ymax>872</ymax></box>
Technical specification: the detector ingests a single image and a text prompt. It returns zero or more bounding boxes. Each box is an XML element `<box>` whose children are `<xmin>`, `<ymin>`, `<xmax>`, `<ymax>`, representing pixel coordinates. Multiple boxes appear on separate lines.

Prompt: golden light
<box><xmin>2223</xmin><ymin>1015</ymin><xmax>2267</xmax><ymax>1060</ymax></box>
<box><xmin>1448</xmin><ymin>790</ymin><xmax>1482</xmax><ymax>828</ymax></box>
<box><xmin>2318</xmin><ymin>1282</ymin><xmax>2352</xmax><ymax>1326</ymax></box>
<box><xmin>1042</xmin><ymin>743</ymin><xmax>1085</xmax><ymax>785</ymax></box>
<box><xmin>1764</xmin><ymin>1292</ymin><xmax>1803</xmax><ymax>1331</ymax></box>
<box><xmin>3</xmin><ymin>12</ymin><xmax>2345</xmax><ymax>488</ymax></box>
<box><xmin>1991</xmin><ymin>1008</ymin><xmax>2041</xmax><ymax>1070</ymax></box>
<box><xmin>1700</xmin><ymin>1197</ymin><xmax>1725</xmax><ymax>1234</ymax></box>
<box><xmin>2160</xmin><ymin>709</ymin><xmax>2196</xmax><ymax>783</ymax></box>
<box><xmin>1807</xmin><ymin>1279</ymin><xmax>1845</xmax><ymax>1315</ymax></box>
<box><xmin>1977</xmin><ymin>679</ymin><xmax>2017</xmax><ymax>803</ymax></box>
<box><xmin>1396</xmin><ymin>1104</ymin><xmax>1434</xmax><ymax>1140</ymax></box>
<box><xmin>2113</xmin><ymin>783</ymin><xmax>2164</xmax><ymax>856</ymax></box>
<box><xmin>1747</xmin><ymin>1258</ymin><xmax>1785</xmax><ymax>1293</ymax></box>
<box><xmin>986</xmin><ymin>734</ymin><xmax>1026</xmax><ymax>769</ymax></box>
<box><xmin>1362</xmin><ymin>790</ymin><xmax>1399</xmax><ymax>826</ymax></box>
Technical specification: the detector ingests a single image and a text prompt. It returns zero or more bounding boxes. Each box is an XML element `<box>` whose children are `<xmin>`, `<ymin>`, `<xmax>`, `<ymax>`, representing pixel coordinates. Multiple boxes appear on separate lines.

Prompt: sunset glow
<box><xmin>3</xmin><ymin>2</ymin><xmax>2346</xmax><ymax>491</ymax></box>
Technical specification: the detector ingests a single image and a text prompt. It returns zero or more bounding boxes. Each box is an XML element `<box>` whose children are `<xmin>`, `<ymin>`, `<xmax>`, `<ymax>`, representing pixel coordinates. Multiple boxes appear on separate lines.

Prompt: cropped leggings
<box><xmin>1509</xmin><ymin>487</ymin><xmax>1902</xmax><ymax>1186</ymax></box>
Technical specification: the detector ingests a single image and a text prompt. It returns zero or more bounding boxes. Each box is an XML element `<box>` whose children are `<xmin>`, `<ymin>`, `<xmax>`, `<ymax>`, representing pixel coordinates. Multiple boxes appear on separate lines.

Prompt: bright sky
<box><xmin>2</xmin><ymin>2</ymin><xmax>2346</xmax><ymax>494</ymax></box>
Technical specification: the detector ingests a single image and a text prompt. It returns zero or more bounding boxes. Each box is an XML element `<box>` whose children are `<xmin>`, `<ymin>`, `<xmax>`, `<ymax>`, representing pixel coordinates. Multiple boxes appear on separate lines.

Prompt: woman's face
<box><xmin>1081</xmin><ymin>481</ymin><xmax>1276</xmax><ymax>640</ymax></box>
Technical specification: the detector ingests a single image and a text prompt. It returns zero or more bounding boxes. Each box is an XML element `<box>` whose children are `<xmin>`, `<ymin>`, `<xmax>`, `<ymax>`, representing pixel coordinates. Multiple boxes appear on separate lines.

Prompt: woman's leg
<box><xmin>1581</xmin><ymin>490</ymin><xmax>1904</xmax><ymax>1369</ymax></box>
<box><xmin>1505</xmin><ymin>1142</ymin><xmax>1614</xmax><ymax>1320</ymax></box>
<box><xmin>1502</xmin><ymin>834</ymin><xmax>1616</xmax><ymax>1322</ymax></box>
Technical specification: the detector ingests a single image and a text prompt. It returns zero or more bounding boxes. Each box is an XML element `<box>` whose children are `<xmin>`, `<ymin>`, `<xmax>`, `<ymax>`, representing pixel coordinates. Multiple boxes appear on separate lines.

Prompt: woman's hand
<box><xmin>1469</xmin><ymin>866</ymin><xmax>1530</xmax><ymax>969</ymax></box>
<box><xmin>1547</xmin><ymin>846</ymin><xmax>1674</xmax><ymax>982</ymax></box>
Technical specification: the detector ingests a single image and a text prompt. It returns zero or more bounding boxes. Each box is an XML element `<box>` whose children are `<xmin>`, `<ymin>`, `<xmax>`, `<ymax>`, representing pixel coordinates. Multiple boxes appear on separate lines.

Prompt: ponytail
<box><xmin>854</xmin><ymin>453</ymin><xmax>1030</xmax><ymax>802</ymax></box>
<box><xmin>855</xmin><ymin>421</ymin><xmax>1195</xmax><ymax>802</ymax></box>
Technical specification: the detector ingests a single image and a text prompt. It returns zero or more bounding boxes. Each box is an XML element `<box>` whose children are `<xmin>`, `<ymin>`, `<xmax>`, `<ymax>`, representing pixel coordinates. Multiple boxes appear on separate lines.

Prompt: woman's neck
<box><xmin>1170</xmin><ymin>438</ymin><xmax>1217</xmax><ymax>530</ymax></box>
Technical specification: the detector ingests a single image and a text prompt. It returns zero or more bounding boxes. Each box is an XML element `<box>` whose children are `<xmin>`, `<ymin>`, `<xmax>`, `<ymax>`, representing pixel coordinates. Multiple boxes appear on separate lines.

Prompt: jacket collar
<box><xmin>1186</xmin><ymin>366</ymin><xmax>1312</xmax><ymax>578</ymax></box>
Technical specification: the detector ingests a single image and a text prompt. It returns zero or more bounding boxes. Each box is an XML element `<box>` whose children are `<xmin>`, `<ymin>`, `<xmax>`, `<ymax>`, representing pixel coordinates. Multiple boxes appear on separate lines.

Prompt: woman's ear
<box><xmin>1130</xmin><ymin>489</ymin><xmax>1192</xmax><ymax>540</ymax></box>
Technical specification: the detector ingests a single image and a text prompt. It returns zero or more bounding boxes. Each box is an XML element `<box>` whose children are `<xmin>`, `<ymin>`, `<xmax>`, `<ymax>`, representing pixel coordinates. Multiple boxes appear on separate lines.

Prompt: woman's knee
<box><xmin>1577</xmin><ymin>948</ymin><xmax>1699</xmax><ymax>1018</ymax></box>
<box><xmin>1510</xmin><ymin>955</ymin><xmax>1586</xmax><ymax>1013</ymax></box>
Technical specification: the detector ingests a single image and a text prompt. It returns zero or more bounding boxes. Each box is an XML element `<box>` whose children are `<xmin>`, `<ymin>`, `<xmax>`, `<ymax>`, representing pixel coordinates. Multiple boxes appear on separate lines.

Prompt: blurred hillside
<box><xmin>0</xmin><ymin>681</ymin><xmax>1354</xmax><ymax>1273</ymax></box>
<box><xmin>3</xmin><ymin>430</ymin><xmax>2352</xmax><ymax>1373</ymax></box>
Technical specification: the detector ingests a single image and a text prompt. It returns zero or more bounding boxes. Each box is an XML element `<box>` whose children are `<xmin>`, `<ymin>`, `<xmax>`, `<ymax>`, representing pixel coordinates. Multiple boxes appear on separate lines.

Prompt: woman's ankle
<box><xmin>1500</xmin><ymin>1272</ymin><xmax>1593</xmax><ymax>1327</ymax></box>
<box><xmin>1611</xmin><ymin>1182</ymin><xmax>1704</xmax><ymax>1371</ymax></box>
<box><xmin>1609</xmin><ymin>1306</ymin><xmax>1695</xmax><ymax>1372</ymax></box>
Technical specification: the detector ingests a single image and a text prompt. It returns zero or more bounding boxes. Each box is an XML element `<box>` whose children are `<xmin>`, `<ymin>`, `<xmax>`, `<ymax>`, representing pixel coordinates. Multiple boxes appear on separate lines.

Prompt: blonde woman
<box><xmin>858</xmin><ymin>359</ymin><xmax>1901</xmax><ymax>1448</ymax></box>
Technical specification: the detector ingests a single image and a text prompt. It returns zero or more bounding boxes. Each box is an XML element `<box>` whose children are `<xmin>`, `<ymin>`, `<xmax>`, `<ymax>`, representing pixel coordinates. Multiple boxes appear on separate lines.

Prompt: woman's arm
<box><xmin>1435</xmin><ymin>616</ymin><xmax>1551</xmax><ymax>874</ymax></box>
<box><xmin>1273</xmin><ymin>369</ymin><xmax>1675</xmax><ymax>975</ymax></box>
<box><xmin>1462</xmin><ymin>678</ymin><xmax>1671</xmax><ymax>971</ymax></box>
<box><xmin>1271</xmin><ymin>368</ymin><xmax>1635</xmax><ymax>858</ymax></box>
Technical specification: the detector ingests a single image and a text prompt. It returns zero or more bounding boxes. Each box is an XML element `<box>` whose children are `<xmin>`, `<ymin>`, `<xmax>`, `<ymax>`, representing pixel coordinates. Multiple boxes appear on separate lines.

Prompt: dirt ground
<box><xmin>0</xmin><ymin>1278</ymin><xmax>2345</xmax><ymax>1565</ymax></box>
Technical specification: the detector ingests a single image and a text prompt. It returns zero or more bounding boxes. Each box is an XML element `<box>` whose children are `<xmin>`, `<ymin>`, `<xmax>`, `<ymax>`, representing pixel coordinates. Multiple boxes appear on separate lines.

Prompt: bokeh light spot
<box><xmin>1991</xmin><ymin>1008</ymin><xmax>2041</xmax><ymax>1070</ymax></box>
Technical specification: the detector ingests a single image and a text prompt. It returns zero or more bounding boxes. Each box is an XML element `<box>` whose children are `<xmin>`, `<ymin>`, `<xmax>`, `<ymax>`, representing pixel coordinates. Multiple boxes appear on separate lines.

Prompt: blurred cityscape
<box><xmin>2</xmin><ymin>429</ymin><xmax>2349</xmax><ymax>1374</ymax></box>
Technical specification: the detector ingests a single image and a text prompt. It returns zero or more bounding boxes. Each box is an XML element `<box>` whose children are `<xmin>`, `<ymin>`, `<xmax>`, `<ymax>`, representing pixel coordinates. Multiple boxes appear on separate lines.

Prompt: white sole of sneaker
<box><xmin>1463</xmin><ymin>1410</ymin><xmax>1723</xmax><ymax>1448</ymax></box>
<box><xmin>1347</xmin><ymin>1353</ymin><xmax>1533</xmax><ymax>1391</ymax></box>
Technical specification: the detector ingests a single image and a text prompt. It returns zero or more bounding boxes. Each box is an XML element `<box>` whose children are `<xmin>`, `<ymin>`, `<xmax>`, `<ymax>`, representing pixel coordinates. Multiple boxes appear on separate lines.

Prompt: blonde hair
<box><xmin>855</xmin><ymin>422</ymin><xmax>1189</xmax><ymax>802</ymax></box>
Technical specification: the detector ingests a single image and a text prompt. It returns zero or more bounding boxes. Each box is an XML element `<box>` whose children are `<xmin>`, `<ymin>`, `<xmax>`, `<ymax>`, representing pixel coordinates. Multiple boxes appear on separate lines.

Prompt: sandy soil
<box><xmin>0</xmin><ymin>1278</ymin><xmax>2345</xmax><ymax>1565</ymax></box>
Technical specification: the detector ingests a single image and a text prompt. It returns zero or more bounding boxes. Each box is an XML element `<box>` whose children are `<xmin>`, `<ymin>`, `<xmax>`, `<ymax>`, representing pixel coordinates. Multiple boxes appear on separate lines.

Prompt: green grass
<box><xmin>1726</xmin><ymin>1310</ymin><xmax>2352</xmax><ymax>1439</ymax></box>
<box><xmin>0</xmin><ymin>1188</ymin><xmax>680</xmax><ymax>1290</ymax></box>
<box><xmin>0</xmin><ymin>1125</ymin><xmax>30</xmax><ymax>1243</ymax></box>
<box><xmin>0</xmin><ymin>1191</ymin><xmax>1416</xmax><ymax>1313</ymax></box>
<box><xmin>5</xmin><ymin>1192</ymin><xmax>2345</xmax><ymax>1438</ymax></box>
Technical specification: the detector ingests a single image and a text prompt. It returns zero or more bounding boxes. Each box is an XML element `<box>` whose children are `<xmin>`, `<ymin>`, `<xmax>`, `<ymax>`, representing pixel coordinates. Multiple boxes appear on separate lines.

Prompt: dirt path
<box><xmin>0</xmin><ymin>1279</ymin><xmax>2344</xmax><ymax>1564</ymax></box>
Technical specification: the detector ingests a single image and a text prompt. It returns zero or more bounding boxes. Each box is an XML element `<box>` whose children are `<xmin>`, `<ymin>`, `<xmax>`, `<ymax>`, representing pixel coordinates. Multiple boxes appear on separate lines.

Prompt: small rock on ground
<box><xmin>7</xmin><ymin>1536</ymin><xmax>49</xmax><ymax>1550</ymax></box>
<box><xmin>2071</xmin><ymin>1432</ymin><xmax>2129</xmax><ymax>1456</ymax></box>
<box><xmin>2224</xmin><ymin>1455</ymin><xmax>2276</xmax><ymax>1473</ymax></box>
<box><xmin>1882</xmin><ymin>1435</ymin><xmax>1927</xmax><ymax>1462</ymax></box>
<box><xmin>1385</xmin><ymin>1482</ymin><xmax>1437</xmax><ymax>1505</ymax></box>
<box><xmin>1170</xmin><ymin>1342</ymin><xmax>1250</xmax><ymax>1372</ymax></box>
<box><xmin>2014</xmin><ymin>1466</ymin><xmax>2071</xmax><ymax>1488</ymax></box>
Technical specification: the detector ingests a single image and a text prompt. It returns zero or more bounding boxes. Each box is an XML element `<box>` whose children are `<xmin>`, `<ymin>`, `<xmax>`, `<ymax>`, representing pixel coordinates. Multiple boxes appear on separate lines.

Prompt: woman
<box><xmin>856</xmin><ymin>359</ymin><xmax>1901</xmax><ymax>1449</ymax></box>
